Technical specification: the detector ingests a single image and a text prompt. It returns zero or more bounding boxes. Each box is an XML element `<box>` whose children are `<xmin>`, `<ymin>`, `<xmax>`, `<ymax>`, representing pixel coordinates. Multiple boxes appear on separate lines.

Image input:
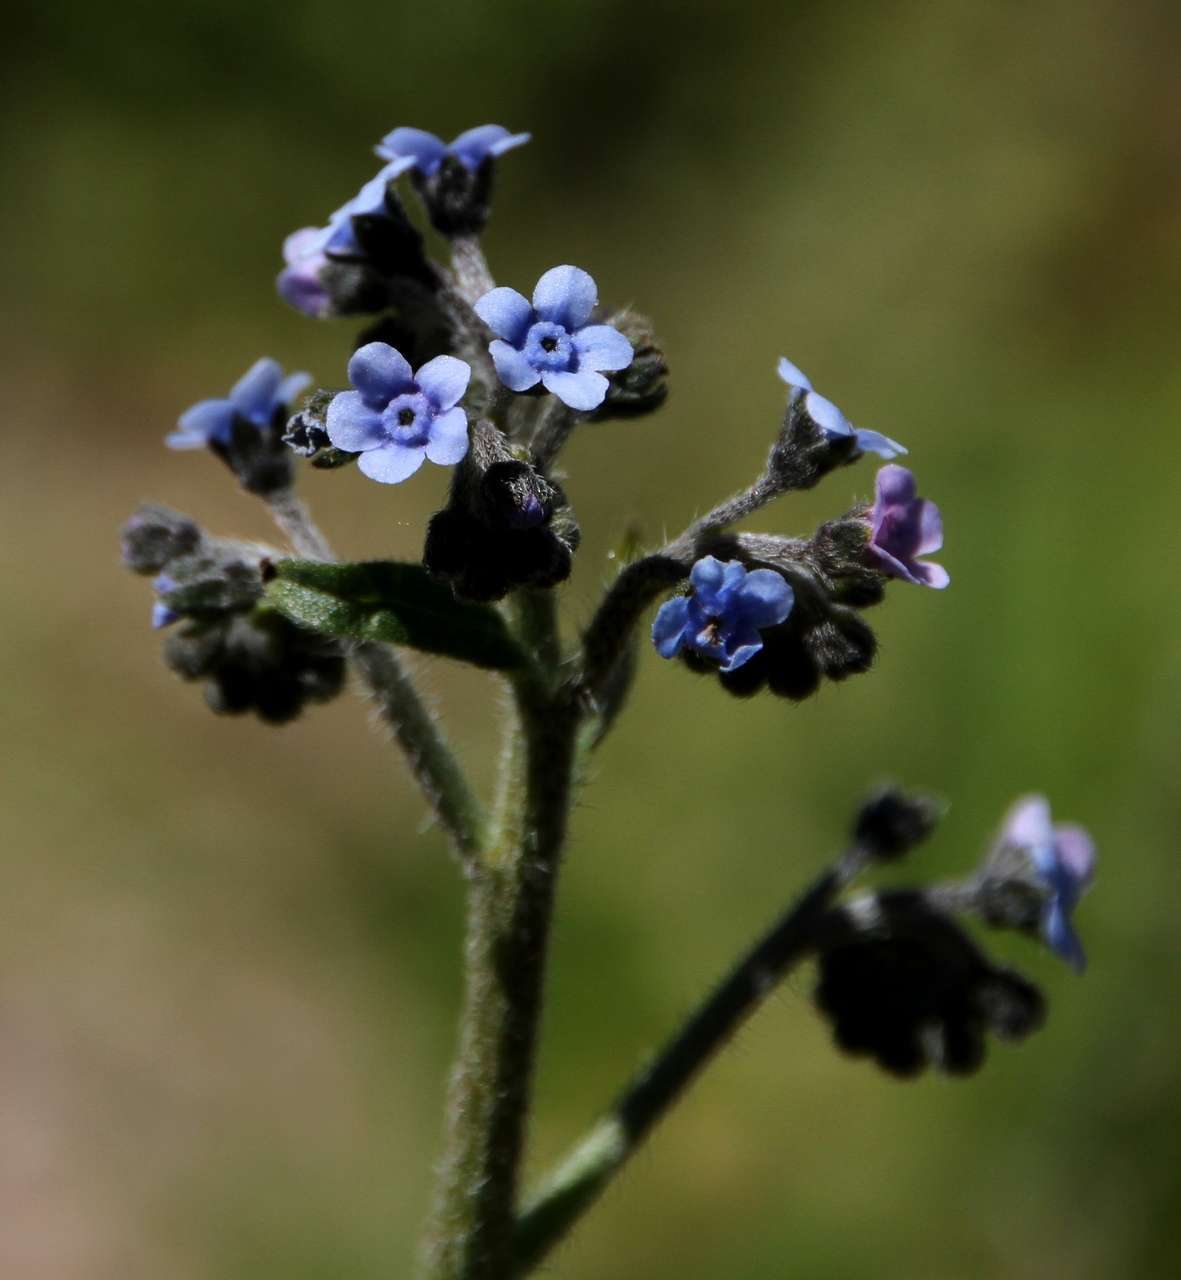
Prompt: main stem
<box><xmin>420</xmin><ymin>593</ymin><xmax>578</xmax><ymax>1280</ymax></box>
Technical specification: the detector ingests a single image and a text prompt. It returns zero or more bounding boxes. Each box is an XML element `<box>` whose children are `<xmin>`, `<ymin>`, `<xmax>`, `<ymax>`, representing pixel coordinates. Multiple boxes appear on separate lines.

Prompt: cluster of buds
<box><xmin>121</xmin><ymin>506</ymin><xmax>344</xmax><ymax>723</ymax></box>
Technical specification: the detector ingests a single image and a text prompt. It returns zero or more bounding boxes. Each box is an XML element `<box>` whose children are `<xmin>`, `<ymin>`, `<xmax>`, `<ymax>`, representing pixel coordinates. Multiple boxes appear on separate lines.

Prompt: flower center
<box><xmin>524</xmin><ymin>321</ymin><xmax>574</xmax><ymax>372</ymax></box>
<box><xmin>383</xmin><ymin>392</ymin><xmax>432</xmax><ymax>447</ymax></box>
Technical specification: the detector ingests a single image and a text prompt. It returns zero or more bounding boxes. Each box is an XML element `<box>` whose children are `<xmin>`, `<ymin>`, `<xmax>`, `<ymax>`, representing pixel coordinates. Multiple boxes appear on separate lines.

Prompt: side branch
<box><xmin>263</xmin><ymin>489</ymin><xmax>488</xmax><ymax>863</ymax></box>
<box><xmin>511</xmin><ymin>843</ymin><xmax>870</xmax><ymax>1274</ymax></box>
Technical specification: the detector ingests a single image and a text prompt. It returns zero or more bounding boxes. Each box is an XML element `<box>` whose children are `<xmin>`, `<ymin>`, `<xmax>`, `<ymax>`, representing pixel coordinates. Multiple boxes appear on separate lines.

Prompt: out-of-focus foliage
<box><xmin>4</xmin><ymin>2</ymin><xmax>1181</xmax><ymax>1276</ymax></box>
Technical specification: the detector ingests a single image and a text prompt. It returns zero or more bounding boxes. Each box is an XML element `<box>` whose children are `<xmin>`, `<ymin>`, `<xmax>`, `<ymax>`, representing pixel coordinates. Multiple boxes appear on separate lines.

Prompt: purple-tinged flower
<box><xmin>276</xmin><ymin>227</ymin><xmax>333</xmax><ymax>318</ymax></box>
<box><xmin>777</xmin><ymin>358</ymin><xmax>906</xmax><ymax>460</ymax></box>
<box><xmin>864</xmin><ymin>465</ymin><xmax>949</xmax><ymax>589</ymax></box>
<box><xmin>376</xmin><ymin>125</ymin><xmax>530</xmax><ymax>176</ymax></box>
<box><xmin>325</xmin><ymin>342</ymin><xmax>471</xmax><ymax>484</ymax></box>
<box><xmin>474</xmin><ymin>266</ymin><xmax>633</xmax><ymax>411</ymax></box>
<box><xmin>653</xmin><ymin>557</ymin><xmax>795</xmax><ymax>673</ymax></box>
<box><xmin>999</xmin><ymin>795</ymin><xmax>1096</xmax><ymax>971</ymax></box>
<box><xmin>167</xmin><ymin>358</ymin><xmax>311</xmax><ymax>451</ymax></box>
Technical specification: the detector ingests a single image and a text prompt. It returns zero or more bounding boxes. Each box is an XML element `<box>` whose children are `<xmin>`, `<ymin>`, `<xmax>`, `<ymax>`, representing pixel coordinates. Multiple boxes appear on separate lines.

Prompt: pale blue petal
<box><xmin>652</xmin><ymin>598</ymin><xmax>690</xmax><ymax>658</ymax></box>
<box><xmin>357</xmin><ymin>442</ymin><xmax>426</xmax><ymax>484</ymax></box>
<box><xmin>171</xmin><ymin>398</ymin><xmax>235</xmax><ymax>447</ymax></box>
<box><xmin>415</xmin><ymin>355</ymin><xmax>471</xmax><ymax>411</ymax></box>
<box><xmin>776</xmin><ymin>357</ymin><xmax>813</xmax><ymax>391</ymax></box>
<box><xmin>449</xmin><ymin>125</ymin><xmax>530</xmax><ymax>169</ymax></box>
<box><xmin>805</xmin><ymin>390</ymin><xmax>853</xmax><ymax>439</ymax></box>
<box><xmin>325</xmin><ymin>391</ymin><xmax>386</xmax><ymax>452</ymax></box>
<box><xmin>1003</xmin><ymin>796</ymin><xmax>1054</xmax><ymax>850</ymax></box>
<box><xmin>853</xmin><ymin>428</ymin><xmax>907</xmax><ymax>459</ymax></box>
<box><xmin>376</xmin><ymin>127</ymin><xmax>447</xmax><ymax>175</ymax></box>
<box><xmin>573</xmin><ymin>324</ymin><xmax>634</xmax><ymax>373</ymax></box>
<box><xmin>348</xmin><ymin>342</ymin><xmax>413</xmax><ymax>407</ymax></box>
<box><xmin>474</xmin><ymin>287</ymin><xmax>534</xmax><ymax>344</ymax></box>
<box><xmin>489</xmin><ymin>339</ymin><xmax>542</xmax><ymax>392</ymax></box>
<box><xmin>424</xmin><ymin>406</ymin><xmax>470</xmax><ymax>465</ymax></box>
<box><xmin>541</xmin><ymin>368</ymin><xmax>608</xmax><ymax>411</ymax></box>
<box><xmin>1054</xmin><ymin>825</ymin><xmax>1096</xmax><ymax>888</ymax></box>
<box><xmin>1044</xmin><ymin>904</ymin><xmax>1087</xmax><ymax>972</ymax></box>
<box><xmin>229</xmin><ymin>358</ymin><xmax>284</xmax><ymax>422</ymax></box>
<box><xmin>283</xmin><ymin>226</ymin><xmax>324</xmax><ymax>265</ymax></box>
<box><xmin>532</xmin><ymin>265</ymin><xmax>598</xmax><ymax>329</ymax></box>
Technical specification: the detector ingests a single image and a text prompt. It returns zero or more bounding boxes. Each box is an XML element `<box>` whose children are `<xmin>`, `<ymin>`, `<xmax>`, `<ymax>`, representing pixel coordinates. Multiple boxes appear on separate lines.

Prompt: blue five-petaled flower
<box><xmin>167</xmin><ymin>358</ymin><xmax>311</xmax><ymax>451</ymax></box>
<box><xmin>652</xmin><ymin>557</ymin><xmax>795</xmax><ymax>673</ymax></box>
<box><xmin>999</xmin><ymin>795</ymin><xmax>1096</xmax><ymax>972</ymax></box>
<box><xmin>777</xmin><ymin>358</ymin><xmax>906</xmax><ymax>460</ymax></box>
<box><xmin>474</xmin><ymin>266</ymin><xmax>634</xmax><ymax>411</ymax></box>
<box><xmin>376</xmin><ymin>124</ymin><xmax>531</xmax><ymax>176</ymax></box>
<box><xmin>326</xmin><ymin>342</ymin><xmax>472</xmax><ymax>484</ymax></box>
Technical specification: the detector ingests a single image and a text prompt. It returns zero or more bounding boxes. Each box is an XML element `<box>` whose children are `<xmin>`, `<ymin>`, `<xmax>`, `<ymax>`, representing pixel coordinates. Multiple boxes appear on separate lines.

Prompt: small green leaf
<box><xmin>264</xmin><ymin>559</ymin><xmax>526</xmax><ymax>671</ymax></box>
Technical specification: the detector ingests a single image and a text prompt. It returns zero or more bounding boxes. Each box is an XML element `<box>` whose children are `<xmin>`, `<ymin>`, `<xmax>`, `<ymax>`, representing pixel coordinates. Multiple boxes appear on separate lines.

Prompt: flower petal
<box><xmin>449</xmin><ymin>125</ymin><xmax>530</xmax><ymax>169</ymax></box>
<box><xmin>916</xmin><ymin>499</ymin><xmax>943</xmax><ymax>554</ymax></box>
<box><xmin>776</xmin><ymin>357</ymin><xmax>813</xmax><ymax>391</ymax></box>
<box><xmin>652</xmin><ymin>597</ymin><xmax>690</xmax><ymax>658</ymax></box>
<box><xmin>170</xmin><ymin>398</ymin><xmax>235</xmax><ymax>448</ymax></box>
<box><xmin>489</xmin><ymin>339</ymin><xmax>542</xmax><ymax>392</ymax></box>
<box><xmin>690</xmin><ymin>556</ymin><xmax>727</xmax><ymax>599</ymax></box>
<box><xmin>357</xmin><ymin>442</ymin><xmax>426</xmax><ymax>484</ymax></box>
<box><xmin>1053</xmin><ymin>825</ymin><xmax>1097</xmax><ymax>888</ymax></box>
<box><xmin>277</xmin><ymin>264</ymin><xmax>331</xmax><ymax>318</ymax></box>
<box><xmin>1002</xmin><ymin>796</ymin><xmax>1054</xmax><ymax>850</ymax></box>
<box><xmin>736</xmin><ymin>569</ymin><xmax>795</xmax><ymax>628</ymax></box>
<box><xmin>853</xmin><ymin>428</ymin><xmax>907</xmax><ymax>459</ymax></box>
<box><xmin>376</xmin><ymin>127</ymin><xmax>447</xmax><ymax>175</ymax></box>
<box><xmin>474</xmin><ymin>287</ymin><xmax>535</xmax><ymax>344</ymax></box>
<box><xmin>229</xmin><ymin>358</ymin><xmax>284</xmax><ymax>422</ymax></box>
<box><xmin>277</xmin><ymin>372</ymin><xmax>312</xmax><ymax>408</ymax></box>
<box><xmin>532</xmin><ymin>264</ymin><xmax>598</xmax><ymax>329</ymax></box>
<box><xmin>875</xmin><ymin>464</ymin><xmax>918</xmax><ymax>509</ymax></box>
<box><xmin>415</xmin><ymin>355</ymin><xmax>472</xmax><ymax>411</ymax></box>
<box><xmin>541</xmin><ymin>368</ymin><xmax>608</xmax><ymax>411</ymax></box>
<box><xmin>718</xmin><ymin>626</ymin><xmax>765</xmax><ymax>674</ymax></box>
<box><xmin>348</xmin><ymin>342</ymin><xmax>413</xmax><ymax>407</ymax></box>
<box><xmin>573</xmin><ymin>324</ymin><xmax>634</xmax><ymax>373</ymax></box>
<box><xmin>1043</xmin><ymin>903</ymin><xmax>1087</xmax><ymax>972</ymax></box>
<box><xmin>325</xmin><ymin>391</ymin><xmax>387</xmax><ymax>452</ymax></box>
<box><xmin>284</xmin><ymin>226</ymin><xmax>325</xmax><ymax>265</ymax></box>
<box><xmin>805</xmin><ymin>390</ymin><xmax>853</xmax><ymax>439</ymax></box>
<box><xmin>911</xmin><ymin>559</ymin><xmax>951</xmax><ymax>589</ymax></box>
<box><xmin>425</xmin><ymin>406</ymin><xmax>470</xmax><ymax>465</ymax></box>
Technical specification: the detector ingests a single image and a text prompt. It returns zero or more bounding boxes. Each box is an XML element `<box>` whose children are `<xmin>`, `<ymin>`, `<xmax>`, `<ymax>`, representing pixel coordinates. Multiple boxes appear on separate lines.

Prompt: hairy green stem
<box><xmin>512</xmin><ymin>844</ymin><xmax>870</xmax><ymax>1274</ymax></box>
<box><xmin>263</xmin><ymin>489</ymin><xmax>487</xmax><ymax>863</ymax></box>
<box><xmin>420</xmin><ymin>593</ymin><xmax>579</xmax><ymax>1279</ymax></box>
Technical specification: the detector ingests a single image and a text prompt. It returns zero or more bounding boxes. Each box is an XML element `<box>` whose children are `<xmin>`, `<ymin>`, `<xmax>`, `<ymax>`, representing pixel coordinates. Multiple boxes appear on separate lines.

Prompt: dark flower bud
<box><xmin>813</xmin><ymin>892</ymin><xmax>1046</xmax><ymax>1078</ymax></box>
<box><xmin>423</xmin><ymin>421</ymin><xmax>579</xmax><ymax>601</ymax></box>
<box><xmin>853</xmin><ymin>786</ymin><xmax>943</xmax><ymax>862</ymax></box>
<box><xmin>412</xmin><ymin>155</ymin><xmax>495</xmax><ymax>238</ymax></box>
<box><xmin>589</xmin><ymin>315</ymin><xmax>669</xmax><ymax>423</ymax></box>
<box><xmin>121</xmin><ymin>505</ymin><xmax>202</xmax><ymax>574</ymax></box>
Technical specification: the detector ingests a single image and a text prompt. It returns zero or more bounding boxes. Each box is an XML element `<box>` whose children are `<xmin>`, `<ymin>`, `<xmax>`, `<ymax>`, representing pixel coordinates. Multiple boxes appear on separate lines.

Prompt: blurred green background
<box><xmin>4</xmin><ymin>1</ymin><xmax>1181</xmax><ymax>1275</ymax></box>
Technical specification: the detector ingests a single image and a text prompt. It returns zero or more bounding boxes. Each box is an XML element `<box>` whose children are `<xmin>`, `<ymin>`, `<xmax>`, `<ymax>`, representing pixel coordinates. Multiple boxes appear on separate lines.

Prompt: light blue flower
<box><xmin>167</xmin><ymin>358</ymin><xmax>310</xmax><ymax>451</ymax></box>
<box><xmin>652</xmin><ymin>557</ymin><xmax>795</xmax><ymax>673</ymax></box>
<box><xmin>474</xmin><ymin>266</ymin><xmax>633</xmax><ymax>411</ymax></box>
<box><xmin>325</xmin><ymin>342</ymin><xmax>471</xmax><ymax>484</ymax></box>
<box><xmin>1000</xmin><ymin>795</ymin><xmax>1096</xmax><ymax>972</ymax></box>
<box><xmin>777</xmin><ymin>357</ymin><xmax>906</xmax><ymax>460</ymax></box>
<box><xmin>376</xmin><ymin>125</ymin><xmax>530</xmax><ymax>176</ymax></box>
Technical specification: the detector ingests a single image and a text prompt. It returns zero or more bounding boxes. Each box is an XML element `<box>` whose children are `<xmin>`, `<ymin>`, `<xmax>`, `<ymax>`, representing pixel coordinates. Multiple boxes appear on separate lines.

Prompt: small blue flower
<box><xmin>326</xmin><ymin>342</ymin><xmax>471</xmax><ymax>484</ymax></box>
<box><xmin>168</xmin><ymin>358</ymin><xmax>311</xmax><ymax>451</ymax></box>
<box><xmin>777</xmin><ymin>357</ymin><xmax>906</xmax><ymax>460</ymax></box>
<box><xmin>474</xmin><ymin>266</ymin><xmax>633</xmax><ymax>411</ymax></box>
<box><xmin>652</xmin><ymin>557</ymin><xmax>795</xmax><ymax>673</ymax></box>
<box><xmin>1000</xmin><ymin>795</ymin><xmax>1096</xmax><ymax>972</ymax></box>
<box><xmin>376</xmin><ymin>125</ymin><xmax>530</xmax><ymax>176</ymax></box>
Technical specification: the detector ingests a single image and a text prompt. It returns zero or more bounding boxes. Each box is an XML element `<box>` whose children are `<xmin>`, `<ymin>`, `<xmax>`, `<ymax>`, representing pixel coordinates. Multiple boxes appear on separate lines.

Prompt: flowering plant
<box><xmin>122</xmin><ymin>121</ymin><xmax>1094</xmax><ymax>1278</ymax></box>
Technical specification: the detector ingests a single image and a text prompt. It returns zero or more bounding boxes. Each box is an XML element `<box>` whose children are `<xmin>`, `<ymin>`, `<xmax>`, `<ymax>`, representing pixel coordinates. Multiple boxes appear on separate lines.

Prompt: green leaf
<box><xmin>265</xmin><ymin>559</ymin><xmax>527</xmax><ymax>671</ymax></box>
